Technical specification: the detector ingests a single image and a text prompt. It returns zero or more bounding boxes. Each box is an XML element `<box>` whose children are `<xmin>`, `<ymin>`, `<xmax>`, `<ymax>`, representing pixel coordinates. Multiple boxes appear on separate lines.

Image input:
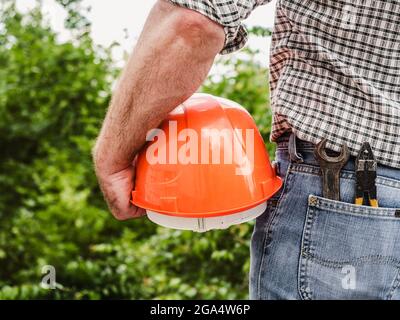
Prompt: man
<box><xmin>93</xmin><ymin>0</ymin><xmax>400</xmax><ymax>300</ymax></box>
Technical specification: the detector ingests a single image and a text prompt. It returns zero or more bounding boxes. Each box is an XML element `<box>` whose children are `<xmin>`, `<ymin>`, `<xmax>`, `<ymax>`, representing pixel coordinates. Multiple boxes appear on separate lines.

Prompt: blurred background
<box><xmin>0</xmin><ymin>0</ymin><xmax>277</xmax><ymax>299</ymax></box>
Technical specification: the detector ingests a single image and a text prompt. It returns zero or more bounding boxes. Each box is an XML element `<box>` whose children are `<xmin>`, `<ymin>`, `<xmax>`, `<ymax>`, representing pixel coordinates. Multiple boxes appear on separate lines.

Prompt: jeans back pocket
<box><xmin>299</xmin><ymin>195</ymin><xmax>400</xmax><ymax>300</ymax></box>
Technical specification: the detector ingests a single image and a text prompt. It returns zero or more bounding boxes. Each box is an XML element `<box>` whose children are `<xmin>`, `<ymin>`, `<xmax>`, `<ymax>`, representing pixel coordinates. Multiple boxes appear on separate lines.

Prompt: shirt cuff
<box><xmin>222</xmin><ymin>25</ymin><xmax>248</xmax><ymax>54</ymax></box>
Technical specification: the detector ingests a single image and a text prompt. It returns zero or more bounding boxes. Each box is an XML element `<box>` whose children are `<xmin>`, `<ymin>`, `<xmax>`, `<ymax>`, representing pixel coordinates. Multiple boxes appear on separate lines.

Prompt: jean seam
<box><xmin>290</xmin><ymin>163</ymin><xmax>400</xmax><ymax>190</ymax></box>
<box><xmin>253</xmin><ymin>204</ymin><xmax>270</xmax><ymax>300</ymax></box>
<box><xmin>387</xmin><ymin>268</ymin><xmax>400</xmax><ymax>300</ymax></box>
<box><xmin>298</xmin><ymin>205</ymin><xmax>316</xmax><ymax>300</ymax></box>
<box><xmin>313</xmin><ymin>196</ymin><xmax>400</xmax><ymax>219</ymax></box>
<box><xmin>256</xmin><ymin>162</ymin><xmax>293</xmax><ymax>299</ymax></box>
<box><xmin>305</xmin><ymin>253</ymin><xmax>400</xmax><ymax>269</ymax></box>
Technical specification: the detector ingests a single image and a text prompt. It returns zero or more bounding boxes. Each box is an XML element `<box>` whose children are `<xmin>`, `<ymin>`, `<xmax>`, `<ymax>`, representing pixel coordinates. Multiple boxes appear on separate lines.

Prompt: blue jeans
<box><xmin>250</xmin><ymin>135</ymin><xmax>400</xmax><ymax>300</ymax></box>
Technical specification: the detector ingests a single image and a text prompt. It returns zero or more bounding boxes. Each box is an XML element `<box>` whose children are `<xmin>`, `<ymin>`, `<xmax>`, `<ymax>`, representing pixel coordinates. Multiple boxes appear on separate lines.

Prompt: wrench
<box><xmin>314</xmin><ymin>139</ymin><xmax>350</xmax><ymax>201</ymax></box>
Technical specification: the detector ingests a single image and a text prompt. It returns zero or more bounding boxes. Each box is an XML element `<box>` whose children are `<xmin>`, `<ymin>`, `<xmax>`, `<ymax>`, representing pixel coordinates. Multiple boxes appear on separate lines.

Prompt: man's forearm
<box><xmin>93</xmin><ymin>0</ymin><xmax>225</xmax><ymax>175</ymax></box>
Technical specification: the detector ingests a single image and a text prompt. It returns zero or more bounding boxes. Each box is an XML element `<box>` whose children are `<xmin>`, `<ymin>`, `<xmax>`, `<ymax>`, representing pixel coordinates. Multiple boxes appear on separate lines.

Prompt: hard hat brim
<box><xmin>132</xmin><ymin>175</ymin><xmax>282</xmax><ymax>218</ymax></box>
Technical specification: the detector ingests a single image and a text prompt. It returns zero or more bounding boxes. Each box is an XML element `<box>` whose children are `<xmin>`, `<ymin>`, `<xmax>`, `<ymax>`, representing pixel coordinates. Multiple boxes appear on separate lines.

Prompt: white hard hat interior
<box><xmin>146</xmin><ymin>201</ymin><xmax>267</xmax><ymax>233</ymax></box>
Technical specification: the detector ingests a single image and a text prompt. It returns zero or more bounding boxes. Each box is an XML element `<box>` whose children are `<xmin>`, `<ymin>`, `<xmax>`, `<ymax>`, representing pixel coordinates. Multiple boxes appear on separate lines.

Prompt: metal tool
<box><xmin>314</xmin><ymin>139</ymin><xmax>350</xmax><ymax>201</ymax></box>
<box><xmin>355</xmin><ymin>142</ymin><xmax>378</xmax><ymax>207</ymax></box>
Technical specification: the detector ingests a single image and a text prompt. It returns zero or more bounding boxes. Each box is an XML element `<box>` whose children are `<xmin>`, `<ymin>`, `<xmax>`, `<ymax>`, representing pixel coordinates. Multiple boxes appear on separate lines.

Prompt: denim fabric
<box><xmin>250</xmin><ymin>139</ymin><xmax>400</xmax><ymax>300</ymax></box>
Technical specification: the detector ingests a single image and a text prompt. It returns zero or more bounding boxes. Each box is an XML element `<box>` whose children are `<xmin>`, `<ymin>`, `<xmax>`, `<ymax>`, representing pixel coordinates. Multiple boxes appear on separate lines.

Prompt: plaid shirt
<box><xmin>169</xmin><ymin>0</ymin><xmax>400</xmax><ymax>169</ymax></box>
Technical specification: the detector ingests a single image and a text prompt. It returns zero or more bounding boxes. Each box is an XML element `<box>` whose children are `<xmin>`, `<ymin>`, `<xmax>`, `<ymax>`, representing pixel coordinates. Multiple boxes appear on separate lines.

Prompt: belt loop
<box><xmin>288</xmin><ymin>133</ymin><xmax>304</xmax><ymax>164</ymax></box>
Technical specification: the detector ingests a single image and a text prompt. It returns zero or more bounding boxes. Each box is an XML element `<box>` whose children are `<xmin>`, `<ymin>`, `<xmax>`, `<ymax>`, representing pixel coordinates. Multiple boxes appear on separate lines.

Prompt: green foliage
<box><xmin>247</xmin><ymin>25</ymin><xmax>272</xmax><ymax>37</ymax></box>
<box><xmin>54</xmin><ymin>0</ymin><xmax>91</xmax><ymax>34</ymax></box>
<box><xmin>0</xmin><ymin>2</ymin><xmax>274</xmax><ymax>299</ymax></box>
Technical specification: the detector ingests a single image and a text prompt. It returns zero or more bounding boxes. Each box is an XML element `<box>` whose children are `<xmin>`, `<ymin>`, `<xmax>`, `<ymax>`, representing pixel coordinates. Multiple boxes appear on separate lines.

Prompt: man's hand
<box><xmin>93</xmin><ymin>0</ymin><xmax>225</xmax><ymax>220</ymax></box>
<box><xmin>96</xmin><ymin>159</ymin><xmax>146</xmax><ymax>221</ymax></box>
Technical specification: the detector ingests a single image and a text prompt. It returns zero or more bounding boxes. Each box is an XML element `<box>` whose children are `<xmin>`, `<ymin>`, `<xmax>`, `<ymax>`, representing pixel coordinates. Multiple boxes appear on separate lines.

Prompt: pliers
<box><xmin>355</xmin><ymin>142</ymin><xmax>378</xmax><ymax>207</ymax></box>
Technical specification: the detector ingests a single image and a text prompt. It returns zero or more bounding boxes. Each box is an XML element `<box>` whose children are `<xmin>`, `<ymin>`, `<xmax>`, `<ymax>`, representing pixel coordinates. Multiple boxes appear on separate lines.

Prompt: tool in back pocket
<box><xmin>314</xmin><ymin>138</ymin><xmax>350</xmax><ymax>201</ymax></box>
<box><xmin>355</xmin><ymin>142</ymin><xmax>378</xmax><ymax>207</ymax></box>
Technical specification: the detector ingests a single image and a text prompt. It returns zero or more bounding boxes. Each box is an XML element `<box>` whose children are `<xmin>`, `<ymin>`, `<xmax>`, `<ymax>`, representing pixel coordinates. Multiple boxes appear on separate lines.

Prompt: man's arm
<box><xmin>93</xmin><ymin>0</ymin><xmax>225</xmax><ymax>220</ymax></box>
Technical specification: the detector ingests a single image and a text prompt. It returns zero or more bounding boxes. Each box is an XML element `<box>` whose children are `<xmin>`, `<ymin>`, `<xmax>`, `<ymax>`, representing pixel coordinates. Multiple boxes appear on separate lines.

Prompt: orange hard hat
<box><xmin>131</xmin><ymin>94</ymin><xmax>282</xmax><ymax>232</ymax></box>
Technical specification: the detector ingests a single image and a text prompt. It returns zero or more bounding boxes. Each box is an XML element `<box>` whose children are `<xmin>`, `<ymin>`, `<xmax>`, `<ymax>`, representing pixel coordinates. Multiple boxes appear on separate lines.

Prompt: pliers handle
<box><xmin>355</xmin><ymin>195</ymin><xmax>378</xmax><ymax>207</ymax></box>
<box><xmin>355</xmin><ymin>142</ymin><xmax>378</xmax><ymax>208</ymax></box>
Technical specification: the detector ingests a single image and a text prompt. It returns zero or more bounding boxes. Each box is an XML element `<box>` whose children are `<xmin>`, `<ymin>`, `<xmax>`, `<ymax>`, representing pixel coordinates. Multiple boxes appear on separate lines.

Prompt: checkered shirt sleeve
<box><xmin>168</xmin><ymin>0</ymin><xmax>271</xmax><ymax>54</ymax></box>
